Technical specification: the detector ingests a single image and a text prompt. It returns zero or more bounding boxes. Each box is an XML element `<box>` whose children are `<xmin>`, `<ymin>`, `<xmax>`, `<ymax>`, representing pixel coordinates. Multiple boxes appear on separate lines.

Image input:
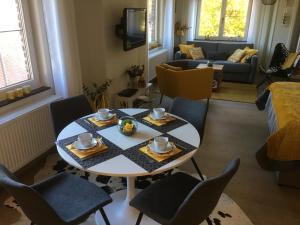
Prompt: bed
<box><xmin>257</xmin><ymin>82</ymin><xmax>300</xmax><ymax>188</ymax></box>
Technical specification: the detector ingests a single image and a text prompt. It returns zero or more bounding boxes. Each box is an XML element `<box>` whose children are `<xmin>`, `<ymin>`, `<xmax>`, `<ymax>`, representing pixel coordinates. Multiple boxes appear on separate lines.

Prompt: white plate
<box><xmin>73</xmin><ymin>138</ymin><xmax>98</xmax><ymax>150</ymax></box>
<box><xmin>95</xmin><ymin>113</ymin><xmax>114</xmax><ymax>121</ymax></box>
<box><xmin>149</xmin><ymin>112</ymin><xmax>167</xmax><ymax>121</ymax></box>
<box><xmin>148</xmin><ymin>142</ymin><xmax>175</xmax><ymax>154</ymax></box>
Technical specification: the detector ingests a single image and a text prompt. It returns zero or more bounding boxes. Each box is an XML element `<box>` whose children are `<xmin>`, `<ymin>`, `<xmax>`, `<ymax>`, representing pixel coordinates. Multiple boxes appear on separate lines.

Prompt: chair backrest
<box><xmin>0</xmin><ymin>165</ymin><xmax>64</xmax><ymax>225</ymax></box>
<box><xmin>170</xmin><ymin>97</ymin><xmax>208</xmax><ymax>142</ymax></box>
<box><xmin>50</xmin><ymin>95</ymin><xmax>93</xmax><ymax>137</ymax></box>
<box><xmin>170</xmin><ymin>159</ymin><xmax>240</xmax><ymax>225</ymax></box>
<box><xmin>156</xmin><ymin>65</ymin><xmax>213</xmax><ymax>100</ymax></box>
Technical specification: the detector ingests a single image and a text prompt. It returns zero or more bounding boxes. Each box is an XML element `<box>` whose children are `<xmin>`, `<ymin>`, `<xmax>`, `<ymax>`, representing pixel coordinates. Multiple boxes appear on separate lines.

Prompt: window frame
<box><xmin>0</xmin><ymin>0</ymin><xmax>41</xmax><ymax>92</ymax></box>
<box><xmin>195</xmin><ymin>0</ymin><xmax>253</xmax><ymax>41</ymax></box>
<box><xmin>147</xmin><ymin>0</ymin><xmax>163</xmax><ymax>51</ymax></box>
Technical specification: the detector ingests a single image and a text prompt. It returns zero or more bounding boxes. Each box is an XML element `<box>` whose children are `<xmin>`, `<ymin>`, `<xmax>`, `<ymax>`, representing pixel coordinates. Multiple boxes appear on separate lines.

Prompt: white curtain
<box><xmin>42</xmin><ymin>0</ymin><xmax>83</xmax><ymax>98</ymax></box>
<box><xmin>186</xmin><ymin>0</ymin><xmax>197</xmax><ymax>41</ymax></box>
<box><xmin>247</xmin><ymin>0</ymin><xmax>277</xmax><ymax>68</ymax></box>
<box><xmin>162</xmin><ymin>0</ymin><xmax>175</xmax><ymax>60</ymax></box>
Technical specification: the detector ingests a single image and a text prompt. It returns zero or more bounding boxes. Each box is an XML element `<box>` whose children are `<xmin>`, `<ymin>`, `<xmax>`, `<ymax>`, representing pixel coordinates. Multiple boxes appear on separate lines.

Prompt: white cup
<box><xmin>96</xmin><ymin>108</ymin><xmax>110</xmax><ymax>120</ymax></box>
<box><xmin>78</xmin><ymin>133</ymin><xmax>93</xmax><ymax>147</ymax></box>
<box><xmin>153</xmin><ymin>108</ymin><xmax>165</xmax><ymax>119</ymax></box>
<box><xmin>153</xmin><ymin>136</ymin><xmax>169</xmax><ymax>152</ymax></box>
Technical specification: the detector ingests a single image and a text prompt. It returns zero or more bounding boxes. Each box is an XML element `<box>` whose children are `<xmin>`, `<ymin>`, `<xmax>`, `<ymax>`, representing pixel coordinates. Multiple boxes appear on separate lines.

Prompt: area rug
<box><xmin>4</xmin><ymin>153</ymin><xmax>254</xmax><ymax>225</ymax></box>
<box><xmin>212</xmin><ymin>82</ymin><xmax>257</xmax><ymax>103</ymax></box>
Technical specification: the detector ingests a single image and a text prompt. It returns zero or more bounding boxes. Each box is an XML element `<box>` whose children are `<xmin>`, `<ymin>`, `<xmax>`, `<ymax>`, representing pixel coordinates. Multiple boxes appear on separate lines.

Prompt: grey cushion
<box><xmin>32</xmin><ymin>173</ymin><xmax>112</xmax><ymax>224</ymax></box>
<box><xmin>218</xmin><ymin>43</ymin><xmax>254</xmax><ymax>55</ymax></box>
<box><xmin>206</xmin><ymin>51</ymin><xmax>229</xmax><ymax>60</ymax></box>
<box><xmin>213</xmin><ymin>60</ymin><xmax>251</xmax><ymax>73</ymax></box>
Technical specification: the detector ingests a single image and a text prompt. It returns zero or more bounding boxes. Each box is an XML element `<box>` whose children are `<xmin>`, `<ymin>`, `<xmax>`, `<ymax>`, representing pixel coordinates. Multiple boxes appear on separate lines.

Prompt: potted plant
<box><xmin>82</xmin><ymin>80</ymin><xmax>112</xmax><ymax>111</ymax></box>
<box><xmin>126</xmin><ymin>65</ymin><xmax>145</xmax><ymax>88</ymax></box>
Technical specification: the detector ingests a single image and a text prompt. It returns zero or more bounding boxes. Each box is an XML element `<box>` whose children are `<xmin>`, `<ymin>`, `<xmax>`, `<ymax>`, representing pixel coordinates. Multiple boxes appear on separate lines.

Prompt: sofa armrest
<box><xmin>175</xmin><ymin>51</ymin><xmax>187</xmax><ymax>60</ymax></box>
<box><xmin>249</xmin><ymin>55</ymin><xmax>258</xmax><ymax>83</ymax></box>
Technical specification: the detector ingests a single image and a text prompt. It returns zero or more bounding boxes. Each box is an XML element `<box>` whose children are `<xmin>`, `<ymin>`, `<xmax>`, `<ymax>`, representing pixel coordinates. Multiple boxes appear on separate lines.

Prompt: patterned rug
<box><xmin>4</xmin><ymin>153</ymin><xmax>253</xmax><ymax>225</ymax></box>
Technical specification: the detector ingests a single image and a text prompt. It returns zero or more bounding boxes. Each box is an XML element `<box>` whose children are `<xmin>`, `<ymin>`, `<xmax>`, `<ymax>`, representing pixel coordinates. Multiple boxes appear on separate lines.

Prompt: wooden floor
<box><xmin>180</xmin><ymin>100</ymin><xmax>300</xmax><ymax>225</ymax></box>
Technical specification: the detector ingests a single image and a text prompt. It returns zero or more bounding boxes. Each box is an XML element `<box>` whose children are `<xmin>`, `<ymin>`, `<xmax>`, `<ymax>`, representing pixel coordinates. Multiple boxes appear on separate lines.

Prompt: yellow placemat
<box><xmin>143</xmin><ymin>114</ymin><xmax>176</xmax><ymax>126</ymax></box>
<box><xmin>88</xmin><ymin>116</ymin><xmax>118</xmax><ymax>127</ymax></box>
<box><xmin>67</xmin><ymin>141</ymin><xmax>108</xmax><ymax>160</ymax></box>
<box><xmin>139</xmin><ymin>142</ymin><xmax>182</xmax><ymax>162</ymax></box>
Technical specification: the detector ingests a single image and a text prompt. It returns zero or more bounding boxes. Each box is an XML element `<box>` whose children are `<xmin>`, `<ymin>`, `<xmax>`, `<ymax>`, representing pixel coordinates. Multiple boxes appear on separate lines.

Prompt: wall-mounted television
<box><xmin>116</xmin><ymin>8</ymin><xmax>147</xmax><ymax>51</ymax></box>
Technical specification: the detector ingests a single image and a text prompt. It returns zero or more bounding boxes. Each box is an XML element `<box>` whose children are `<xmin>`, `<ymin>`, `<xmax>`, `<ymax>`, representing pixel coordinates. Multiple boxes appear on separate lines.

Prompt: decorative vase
<box><xmin>94</xmin><ymin>94</ymin><xmax>108</xmax><ymax>110</ymax></box>
<box><xmin>129</xmin><ymin>77</ymin><xmax>138</xmax><ymax>89</ymax></box>
<box><xmin>138</xmin><ymin>75</ymin><xmax>146</xmax><ymax>88</ymax></box>
<box><xmin>118</xmin><ymin>116</ymin><xmax>138</xmax><ymax>136</ymax></box>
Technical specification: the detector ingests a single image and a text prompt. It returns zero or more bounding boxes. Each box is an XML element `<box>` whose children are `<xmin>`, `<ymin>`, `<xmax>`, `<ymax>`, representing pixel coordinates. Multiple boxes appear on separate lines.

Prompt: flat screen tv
<box><xmin>123</xmin><ymin>8</ymin><xmax>146</xmax><ymax>51</ymax></box>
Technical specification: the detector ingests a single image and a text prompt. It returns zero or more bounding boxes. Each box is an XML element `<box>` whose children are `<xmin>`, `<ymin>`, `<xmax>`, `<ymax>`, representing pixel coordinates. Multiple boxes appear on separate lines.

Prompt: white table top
<box><xmin>56</xmin><ymin>108</ymin><xmax>200</xmax><ymax>177</ymax></box>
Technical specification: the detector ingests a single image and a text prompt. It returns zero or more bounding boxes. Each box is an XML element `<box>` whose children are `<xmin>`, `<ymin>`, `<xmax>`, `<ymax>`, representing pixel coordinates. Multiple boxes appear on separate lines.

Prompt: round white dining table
<box><xmin>56</xmin><ymin>108</ymin><xmax>200</xmax><ymax>225</ymax></box>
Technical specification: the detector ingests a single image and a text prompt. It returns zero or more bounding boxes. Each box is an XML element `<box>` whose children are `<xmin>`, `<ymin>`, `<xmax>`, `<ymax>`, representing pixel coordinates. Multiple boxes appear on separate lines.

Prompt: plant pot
<box><xmin>129</xmin><ymin>77</ymin><xmax>139</xmax><ymax>89</ymax></box>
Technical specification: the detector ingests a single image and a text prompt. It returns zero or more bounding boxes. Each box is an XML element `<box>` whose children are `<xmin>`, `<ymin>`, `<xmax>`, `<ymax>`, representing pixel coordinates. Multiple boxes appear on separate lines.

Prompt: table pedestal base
<box><xmin>95</xmin><ymin>189</ymin><xmax>159</xmax><ymax>225</ymax></box>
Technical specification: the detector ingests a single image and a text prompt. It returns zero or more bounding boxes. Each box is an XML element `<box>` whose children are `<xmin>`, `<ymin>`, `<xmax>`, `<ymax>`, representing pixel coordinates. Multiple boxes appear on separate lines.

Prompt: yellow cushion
<box><xmin>240</xmin><ymin>47</ymin><xmax>258</xmax><ymax>63</ymax></box>
<box><xmin>227</xmin><ymin>49</ymin><xmax>246</xmax><ymax>63</ymax></box>
<box><xmin>189</xmin><ymin>47</ymin><xmax>205</xmax><ymax>60</ymax></box>
<box><xmin>281</xmin><ymin>52</ymin><xmax>299</xmax><ymax>70</ymax></box>
<box><xmin>179</xmin><ymin>44</ymin><xmax>195</xmax><ymax>59</ymax></box>
<box><xmin>161</xmin><ymin>63</ymin><xmax>183</xmax><ymax>71</ymax></box>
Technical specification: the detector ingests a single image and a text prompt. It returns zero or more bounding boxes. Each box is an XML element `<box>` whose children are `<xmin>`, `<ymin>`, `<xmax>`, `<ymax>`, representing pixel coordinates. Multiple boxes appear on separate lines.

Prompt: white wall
<box><xmin>74</xmin><ymin>0</ymin><xmax>147</xmax><ymax>106</ymax></box>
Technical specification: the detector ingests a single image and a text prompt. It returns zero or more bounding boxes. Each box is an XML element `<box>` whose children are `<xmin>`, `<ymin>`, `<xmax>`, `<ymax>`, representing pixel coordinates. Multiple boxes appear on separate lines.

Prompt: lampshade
<box><xmin>261</xmin><ymin>0</ymin><xmax>277</xmax><ymax>5</ymax></box>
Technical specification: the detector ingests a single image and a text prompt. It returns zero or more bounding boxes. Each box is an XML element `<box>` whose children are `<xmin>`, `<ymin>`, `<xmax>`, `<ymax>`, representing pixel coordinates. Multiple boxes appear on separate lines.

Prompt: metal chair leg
<box><xmin>206</xmin><ymin>217</ymin><xmax>213</xmax><ymax>225</ymax></box>
<box><xmin>99</xmin><ymin>208</ymin><xmax>111</xmax><ymax>225</ymax></box>
<box><xmin>135</xmin><ymin>212</ymin><xmax>144</xmax><ymax>225</ymax></box>
<box><xmin>159</xmin><ymin>94</ymin><xmax>164</xmax><ymax>104</ymax></box>
<box><xmin>191</xmin><ymin>157</ymin><xmax>205</xmax><ymax>181</ymax></box>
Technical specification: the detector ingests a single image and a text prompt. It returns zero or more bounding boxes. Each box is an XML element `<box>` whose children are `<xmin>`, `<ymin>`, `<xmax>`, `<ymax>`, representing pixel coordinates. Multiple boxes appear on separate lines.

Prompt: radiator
<box><xmin>0</xmin><ymin>105</ymin><xmax>55</xmax><ymax>172</ymax></box>
<box><xmin>148</xmin><ymin>48</ymin><xmax>168</xmax><ymax>81</ymax></box>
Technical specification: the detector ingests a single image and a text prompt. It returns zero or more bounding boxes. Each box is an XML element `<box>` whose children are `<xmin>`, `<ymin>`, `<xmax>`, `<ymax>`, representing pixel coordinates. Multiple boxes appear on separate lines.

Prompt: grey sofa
<box><xmin>175</xmin><ymin>41</ymin><xmax>258</xmax><ymax>83</ymax></box>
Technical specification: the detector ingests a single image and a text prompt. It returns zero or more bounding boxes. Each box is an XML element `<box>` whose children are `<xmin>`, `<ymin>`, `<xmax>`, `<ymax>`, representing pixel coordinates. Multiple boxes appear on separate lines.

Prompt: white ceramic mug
<box><xmin>153</xmin><ymin>108</ymin><xmax>165</xmax><ymax>119</ymax></box>
<box><xmin>154</xmin><ymin>136</ymin><xmax>169</xmax><ymax>152</ymax></box>
<box><xmin>78</xmin><ymin>133</ymin><xmax>93</xmax><ymax>147</ymax></box>
<box><xmin>96</xmin><ymin>108</ymin><xmax>110</xmax><ymax>120</ymax></box>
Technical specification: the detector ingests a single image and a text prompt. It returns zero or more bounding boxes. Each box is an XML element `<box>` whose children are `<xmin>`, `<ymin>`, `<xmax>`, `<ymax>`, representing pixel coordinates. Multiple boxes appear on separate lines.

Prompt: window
<box><xmin>0</xmin><ymin>0</ymin><xmax>38</xmax><ymax>91</ymax></box>
<box><xmin>147</xmin><ymin>0</ymin><xmax>162</xmax><ymax>50</ymax></box>
<box><xmin>196</xmin><ymin>0</ymin><xmax>253</xmax><ymax>40</ymax></box>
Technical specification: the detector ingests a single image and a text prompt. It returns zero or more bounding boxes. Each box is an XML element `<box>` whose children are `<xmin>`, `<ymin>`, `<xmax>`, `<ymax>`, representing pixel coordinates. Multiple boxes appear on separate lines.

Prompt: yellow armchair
<box><xmin>156</xmin><ymin>65</ymin><xmax>214</xmax><ymax>102</ymax></box>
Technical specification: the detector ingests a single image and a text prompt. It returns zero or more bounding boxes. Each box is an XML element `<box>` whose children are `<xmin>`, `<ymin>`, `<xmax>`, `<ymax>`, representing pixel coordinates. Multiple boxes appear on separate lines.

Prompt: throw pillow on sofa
<box><xmin>189</xmin><ymin>47</ymin><xmax>205</xmax><ymax>60</ymax></box>
<box><xmin>240</xmin><ymin>47</ymin><xmax>258</xmax><ymax>63</ymax></box>
<box><xmin>179</xmin><ymin>44</ymin><xmax>195</xmax><ymax>59</ymax></box>
<box><xmin>227</xmin><ymin>49</ymin><xmax>246</xmax><ymax>63</ymax></box>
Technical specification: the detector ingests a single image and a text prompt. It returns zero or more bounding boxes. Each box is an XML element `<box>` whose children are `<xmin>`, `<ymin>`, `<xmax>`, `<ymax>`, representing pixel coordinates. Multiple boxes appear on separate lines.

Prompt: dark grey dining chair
<box><xmin>50</xmin><ymin>95</ymin><xmax>93</xmax><ymax>137</ymax></box>
<box><xmin>130</xmin><ymin>158</ymin><xmax>240</xmax><ymax>225</ymax></box>
<box><xmin>170</xmin><ymin>97</ymin><xmax>209</xmax><ymax>180</ymax></box>
<box><xmin>0</xmin><ymin>165</ymin><xmax>112</xmax><ymax>225</ymax></box>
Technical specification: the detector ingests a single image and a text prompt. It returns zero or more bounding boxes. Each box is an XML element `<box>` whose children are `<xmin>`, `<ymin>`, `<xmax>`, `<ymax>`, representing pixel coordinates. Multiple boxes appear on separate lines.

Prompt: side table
<box><xmin>116</xmin><ymin>83</ymin><xmax>152</xmax><ymax>108</ymax></box>
<box><xmin>197</xmin><ymin>64</ymin><xmax>224</xmax><ymax>91</ymax></box>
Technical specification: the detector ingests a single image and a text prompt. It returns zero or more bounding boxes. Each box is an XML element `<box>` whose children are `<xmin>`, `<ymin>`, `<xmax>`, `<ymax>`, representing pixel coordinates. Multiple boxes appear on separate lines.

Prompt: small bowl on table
<box><xmin>118</xmin><ymin>116</ymin><xmax>138</xmax><ymax>136</ymax></box>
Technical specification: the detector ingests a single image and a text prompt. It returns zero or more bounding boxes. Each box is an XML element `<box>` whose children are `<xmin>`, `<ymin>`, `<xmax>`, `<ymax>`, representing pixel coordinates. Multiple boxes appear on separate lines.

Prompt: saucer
<box><xmin>149</xmin><ymin>112</ymin><xmax>167</xmax><ymax>121</ymax></box>
<box><xmin>95</xmin><ymin>113</ymin><xmax>114</xmax><ymax>121</ymax></box>
<box><xmin>148</xmin><ymin>142</ymin><xmax>175</xmax><ymax>154</ymax></box>
<box><xmin>73</xmin><ymin>138</ymin><xmax>98</xmax><ymax>150</ymax></box>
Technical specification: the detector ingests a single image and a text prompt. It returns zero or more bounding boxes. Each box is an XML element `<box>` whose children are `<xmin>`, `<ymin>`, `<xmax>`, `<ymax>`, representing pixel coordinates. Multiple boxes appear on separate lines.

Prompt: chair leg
<box><xmin>99</xmin><ymin>208</ymin><xmax>111</xmax><ymax>225</ymax></box>
<box><xmin>159</xmin><ymin>94</ymin><xmax>164</xmax><ymax>104</ymax></box>
<box><xmin>191</xmin><ymin>157</ymin><xmax>205</xmax><ymax>181</ymax></box>
<box><xmin>206</xmin><ymin>217</ymin><xmax>213</xmax><ymax>225</ymax></box>
<box><xmin>135</xmin><ymin>212</ymin><xmax>144</xmax><ymax>225</ymax></box>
